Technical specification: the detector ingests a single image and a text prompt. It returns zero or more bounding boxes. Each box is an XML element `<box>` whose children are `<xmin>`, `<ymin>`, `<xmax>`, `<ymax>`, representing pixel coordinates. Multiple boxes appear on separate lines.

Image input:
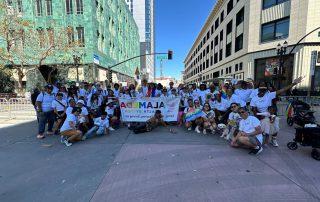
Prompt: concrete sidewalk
<box><xmin>0</xmin><ymin>120</ymin><xmax>319</xmax><ymax>202</ymax></box>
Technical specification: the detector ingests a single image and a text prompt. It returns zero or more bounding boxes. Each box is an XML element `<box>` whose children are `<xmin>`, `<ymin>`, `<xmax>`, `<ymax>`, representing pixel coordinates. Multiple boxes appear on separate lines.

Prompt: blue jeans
<box><xmin>38</xmin><ymin>111</ymin><xmax>55</xmax><ymax>134</ymax></box>
<box><xmin>85</xmin><ymin>126</ymin><xmax>105</xmax><ymax>138</ymax></box>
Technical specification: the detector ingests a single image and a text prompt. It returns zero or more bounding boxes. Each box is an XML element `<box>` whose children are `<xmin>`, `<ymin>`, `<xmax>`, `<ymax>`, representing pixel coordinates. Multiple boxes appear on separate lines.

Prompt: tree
<box><xmin>0</xmin><ymin>2</ymin><xmax>79</xmax><ymax>93</ymax></box>
<box><xmin>0</xmin><ymin>65</ymin><xmax>14</xmax><ymax>93</ymax></box>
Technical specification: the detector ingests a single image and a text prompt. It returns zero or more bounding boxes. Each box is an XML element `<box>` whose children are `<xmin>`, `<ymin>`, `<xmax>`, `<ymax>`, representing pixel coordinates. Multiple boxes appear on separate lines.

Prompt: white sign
<box><xmin>119</xmin><ymin>97</ymin><xmax>180</xmax><ymax>122</ymax></box>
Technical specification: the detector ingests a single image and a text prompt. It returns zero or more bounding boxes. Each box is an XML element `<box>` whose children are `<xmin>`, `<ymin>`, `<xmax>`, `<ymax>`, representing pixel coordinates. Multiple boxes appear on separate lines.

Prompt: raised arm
<box><xmin>276</xmin><ymin>76</ymin><xmax>304</xmax><ymax>95</ymax></box>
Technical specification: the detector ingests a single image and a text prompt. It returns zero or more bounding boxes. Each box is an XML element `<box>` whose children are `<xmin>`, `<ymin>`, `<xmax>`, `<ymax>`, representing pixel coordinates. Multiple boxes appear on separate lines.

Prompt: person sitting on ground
<box><xmin>82</xmin><ymin>112</ymin><xmax>110</xmax><ymax>140</ymax></box>
<box><xmin>66</xmin><ymin>99</ymin><xmax>76</xmax><ymax>115</ymax></box>
<box><xmin>105</xmin><ymin>101</ymin><xmax>118</xmax><ymax>130</ymax></box>
<box><xmin>221</xmin><ymin>103</ymin><xmax>241</xmax><ymax>140</ymax></box>
<box><xmin>184</xmin><ymin>99</ymin><xmax>204</xmax><ymax>131</ymax></box>
<box><xmin>52</xmin><ymin>93</ymin><xmax>67</xmax><ymax>135</ymax></box>
<box><xmin>231</xmin><ymin>107</ymin><xmax>264</xmax><ymax>155</ymax></box>
<box><xmin>201</xmin><ymin>103</ymin><xmax>216</xmax><ymax>135</ymax></box>
<box><xmin>76</xmin><ymin>100</ymin><xmax>90</xmax><ymax>134</ymax></box>
<box><xmin>132</xmin><ymin>110</ymin><xmax>168</xmax><ymax>134</ymax></box>
<box><xmin>210</xmin><ymin>93</ymin><xmax>229</xmax><ymax>124</ymax></box>
<box><xmin>60</xmin><ymin>107</ymin><xmax>83</xmax><ymax>147</ymax></box>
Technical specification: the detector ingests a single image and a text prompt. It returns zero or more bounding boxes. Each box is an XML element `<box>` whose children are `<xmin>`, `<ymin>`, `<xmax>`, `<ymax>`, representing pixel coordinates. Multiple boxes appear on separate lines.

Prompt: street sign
<box><xmin>93</xmin><ymin>54</ymin><xmax>100</xmax><ymax>65</ymax></box>
<box><xmin>311</xmin><ymin>51</ymin><xmax>317</xmax><ymax>76</ymax></box>
<box><xmin>156</xmin><ymin>55</ymin><xmax>168</xmax><ymax>60</ymax></box>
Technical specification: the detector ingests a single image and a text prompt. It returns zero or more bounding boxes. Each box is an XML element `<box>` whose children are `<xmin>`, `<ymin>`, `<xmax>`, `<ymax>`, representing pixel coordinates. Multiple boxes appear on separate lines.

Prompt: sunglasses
<box><xmin>231</xmin><ymin>105</ymin><xmax>237</xmax><ymax>108</ymax></box>
<box><xmin>239</xmin><ymin>111</ymin><xmax>246</xmax><ymax>114</ymax></box>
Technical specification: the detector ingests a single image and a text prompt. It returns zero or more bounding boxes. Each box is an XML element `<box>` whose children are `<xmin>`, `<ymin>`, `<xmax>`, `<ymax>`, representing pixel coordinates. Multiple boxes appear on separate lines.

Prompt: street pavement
<box><xmin>0</xmin><ymin>119</ymin><xmax>319</xmax><ymax>202</ymax></box>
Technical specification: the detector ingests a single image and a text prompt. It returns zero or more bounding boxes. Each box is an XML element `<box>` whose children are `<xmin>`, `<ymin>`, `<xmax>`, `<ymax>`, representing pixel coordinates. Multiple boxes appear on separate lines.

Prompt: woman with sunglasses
<box><xmin>201</xmin><ymin>103</ymin><xmax>216</xmax><ymax>135</ymax></box>
<box><xmin>231</xmin><ymin>107</ymin><xmax>264</xmax><ymax>155</ymax></box>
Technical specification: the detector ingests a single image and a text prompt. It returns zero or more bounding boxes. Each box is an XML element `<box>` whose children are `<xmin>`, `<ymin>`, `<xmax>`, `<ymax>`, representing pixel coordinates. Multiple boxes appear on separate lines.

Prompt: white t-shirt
<box><xmin>250</xmin><ymin>92</ymin><xmax>276</xmax><ymax>113</ymax></box>
<box><xmin>79</xmin><ymin>88</ymin><xmax>89</xmax><ymax>98</ymax></box>
<box><xmin>94</xmin><ymin>117</ymin><xmax>109</xmax><ymax>128</ymax></box>
<box><xmin>52</xmin><ymin>99</ymin><xmax>67</xmax><ymax>112</ymax></box>
<box><xmin>210</xmin><ymin>98</ymin><xmax>229</xmax><ymax>111</ymax></box>
<box><xmin>227</xmin><ymin>94</ymin><xmax>246</xmax><ymax>107</ymax></box>
<box><xmin>36</xmin><ymin>92</ymin><xmax>55</xmax><ymax>112</ymax></box>
<box><xmin>113</xmin><ymin>89</ymin><xmax>120</xmax><ymax>98</ymax></box>
<box><xmin>239</xmin><ymin>116</ymin><xmax>263</xmax><ymax>144</ymax></box>
<box><xmin>80</xmin><ymin>106</ymin><xmax>89</xmax><ymax>116</ymax></box>
<box><xmin>197</xmin><ymin>89</ymin><xmax>210</xmax><ymax>105</ymax></box>
<box><xmin>66</xmin><ymin>106</ymin><xmax>73</xmax><ymax>115</ymax></box>
<box><xmin>235</xmin><ymin>89</ymin><xmax>253</xmax><ymax>103</ymax></box>
<box><xmin>228</xmin><ymin>112</ymin><xmax>241</xmax><ymax>123</ymax></box>
<box><xmin>60</xmin><ymin>114</ymin><xmax>78</xmax><ymax>132</ymax></box>
<box><xmin>105</xmin><ymin>106</ymin><xmax>115</xmax><ymax>116</ymax></box>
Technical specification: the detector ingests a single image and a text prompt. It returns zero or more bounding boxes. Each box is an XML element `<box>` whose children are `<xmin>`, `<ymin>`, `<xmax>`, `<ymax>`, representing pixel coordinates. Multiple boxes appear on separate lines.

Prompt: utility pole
<box><xmin>160</xmin><ymin>59</ymin><xmax>164</xmax><ymax>78</ymax></box>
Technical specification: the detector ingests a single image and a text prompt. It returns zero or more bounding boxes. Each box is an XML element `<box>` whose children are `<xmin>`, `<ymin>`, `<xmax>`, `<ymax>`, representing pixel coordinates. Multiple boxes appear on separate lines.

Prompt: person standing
<box><xmin>35</xmin><ymin>84</ymin><xmax>55</xmax><ymax>139</ymax></box>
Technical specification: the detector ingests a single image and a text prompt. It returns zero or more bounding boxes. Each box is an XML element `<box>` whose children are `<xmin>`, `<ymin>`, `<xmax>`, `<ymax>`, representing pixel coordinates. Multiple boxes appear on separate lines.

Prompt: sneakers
<box><xmin>195</xmin><ymin>126</ymin><xmax>201</xmax><ymax>134</ymax></box>
<box><xmin>109</xmin><ymin>127</ymin><xmax>115</xmax><ymax>131</ymax></box>
<box><xmin>203</xmin><ymin>129</ymin><xmax>207</xmax><ymax>135</ymax></box>
<box><xmin>249</xmin><ymin>146</ymin><xmax>263</xmax><ymax>155</ymax></box>
<box><xmin>270</xmin><ymin>138</ymin><xmax>279</xmax><ymax>147</ymax></box>
<box><xmin>63</xmin><ymin>140</ymin><xmax>72</xmax><ymax>147</ymax></box>
<box><xmin>187</xmin><ymin>127</ymin><xmax>192</xmax><ymax>131</ymax></box>
<box><xmin>60</xmin><ymin>136</ymin><xmax>66</xmax><ymax>143</ymax></box>
<box><xmin>81</xmin><ymin>135</ymin><xmax>87</xmax><ymax>141</ymax></box>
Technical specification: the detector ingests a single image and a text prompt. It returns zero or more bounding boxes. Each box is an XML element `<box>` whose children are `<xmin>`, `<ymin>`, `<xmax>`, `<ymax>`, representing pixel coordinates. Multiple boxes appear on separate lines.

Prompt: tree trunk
<box><xmin>17</xmin><ymin>69</ymin><xmax>24</xmax><ymax>95</ymax></box>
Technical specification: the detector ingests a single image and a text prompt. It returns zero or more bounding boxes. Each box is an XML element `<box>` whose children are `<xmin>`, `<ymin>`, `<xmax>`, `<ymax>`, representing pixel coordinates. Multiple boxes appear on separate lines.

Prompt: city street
<box><xmin>0</xmin><ymin>120</ymin><xmax>319</xmax><ymax>202</ymax></box>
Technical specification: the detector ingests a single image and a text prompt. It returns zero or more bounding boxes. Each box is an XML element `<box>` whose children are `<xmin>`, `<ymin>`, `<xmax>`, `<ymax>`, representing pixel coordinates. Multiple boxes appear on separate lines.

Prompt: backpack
<box><xmin>31</xmin><ymin>89</ymin><xmax>40</xmax><ymax>106</ymax></box>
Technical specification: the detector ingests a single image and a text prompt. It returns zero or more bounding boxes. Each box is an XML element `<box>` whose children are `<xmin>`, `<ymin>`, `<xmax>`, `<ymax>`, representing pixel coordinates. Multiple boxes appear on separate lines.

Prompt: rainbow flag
<box><xmin>286</xmin><ymin>102</ymin><xmax>294</xmax><ymax>118</ymax></box>
<box><xmin>219</xmin><ymin>82</ymin><xmax>228</xmax><ymax>99</ymax></box>
<box><xmin>185</xmin><ymin>108</ymin><xmax>204</xmax><ymax>122</ymax></box>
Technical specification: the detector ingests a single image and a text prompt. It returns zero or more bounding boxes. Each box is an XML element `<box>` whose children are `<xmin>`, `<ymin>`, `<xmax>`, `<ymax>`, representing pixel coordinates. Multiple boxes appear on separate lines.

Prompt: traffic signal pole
<box><xmin>108</xmin><ymin>50</ymin><xmax>173</xmax><ymax>83</ymax></box>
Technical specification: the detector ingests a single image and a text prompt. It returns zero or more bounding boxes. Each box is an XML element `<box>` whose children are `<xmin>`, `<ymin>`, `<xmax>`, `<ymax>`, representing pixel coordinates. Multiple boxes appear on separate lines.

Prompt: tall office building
<box><xmin>184</xmin><ymin>0</ymin><xmax>320</xmax><ymax>91</ymax></box>
<box><xmin>126</xmin><ymin>0</ymin><xmax>155</xmax><ymax>81</ymax></box>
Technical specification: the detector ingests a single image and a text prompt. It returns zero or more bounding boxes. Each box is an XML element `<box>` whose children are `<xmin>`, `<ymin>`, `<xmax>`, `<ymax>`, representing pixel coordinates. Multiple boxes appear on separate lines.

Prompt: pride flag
<box><xmin>219</xmin><ymin>82</ymin><xmax>228</xmax><ymax>99</ymax></box>
<box><xmin>286</xmin><ymin>102</ymin><xmax>294</xmax><ymax>118</ymax></box>
<box><xmin>185</xmin><ymin>108</ymin><xmax>204</xmax><ymax>122</ymax></box>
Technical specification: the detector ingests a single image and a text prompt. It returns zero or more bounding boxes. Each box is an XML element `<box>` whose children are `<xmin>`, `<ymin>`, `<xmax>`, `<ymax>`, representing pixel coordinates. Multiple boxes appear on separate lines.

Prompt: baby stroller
<box><xmin>287</xmin><ymin>126</ymin><xmax>320</xmax><ymax>161</ymax></box>
<box><xmin>286</xmin><ymin>100</ymin><xmax>316</xmax><ymax>127</ymax></box>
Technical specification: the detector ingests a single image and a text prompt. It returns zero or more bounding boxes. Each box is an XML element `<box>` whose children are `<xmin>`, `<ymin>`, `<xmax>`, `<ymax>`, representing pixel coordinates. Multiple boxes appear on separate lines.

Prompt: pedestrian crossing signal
<box><xmin>108</xmin><ymin>70</ymin><xmax>112</xmax><ymax>83</ymax></box>
<box><xmin>168</xmin><ymin>50</ymin><xmax>173</xmax><ymax>60</ymax></box>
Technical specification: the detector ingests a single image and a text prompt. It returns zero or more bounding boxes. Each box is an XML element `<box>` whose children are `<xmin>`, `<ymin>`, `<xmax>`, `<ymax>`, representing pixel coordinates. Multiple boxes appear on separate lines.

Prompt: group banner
<box><xmin>119</xmin><ymin>97</ymin><xmax>180</xmax><ymax>122</ymax></box>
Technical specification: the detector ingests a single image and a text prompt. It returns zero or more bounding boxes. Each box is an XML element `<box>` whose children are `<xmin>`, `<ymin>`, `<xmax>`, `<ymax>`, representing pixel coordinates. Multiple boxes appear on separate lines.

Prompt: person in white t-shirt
<box><xmin>221</xmin><ymin>103</ymin><xmax>241</xmax><ymax>140</ymax></box>
<box><xmin>210</xmin><ymin>93</ymin><xmax>229</xmax><ymax>123</ymax></box>
<box><xmin>82</xmin><ymin>112</ymin><xmax>110</xmax><ymax>140</ymax></box>
<box><xmin>226</xmin><ymin>88</ymin><xmax>246</xmax><ymax>107</ymax></box>
<box><xmin>231</xmin><ymin>107</ymin><xmax>264</xmax><ymax>155</ymax></box>
<box><xmin>234</xmin><ymin>81</ymin><xmax>254</xmax><ymax>104</ymax></box>
<box><xmin>60</xmin><ymin>107</ymin><xmax>83</xmax><ymax>147</ymax></box>
<box><xmin>198</xmin><ymin>83</ymin><xmax>209</xmax><ymax>105</ymax></box>
<box><xmin>52</xmin><ymin>93</ymin><xmax>67</xmax><ymax>134</ymax></box>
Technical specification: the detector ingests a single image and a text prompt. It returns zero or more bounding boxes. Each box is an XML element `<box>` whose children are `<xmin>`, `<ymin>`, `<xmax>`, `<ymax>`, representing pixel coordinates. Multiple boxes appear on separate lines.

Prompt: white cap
<box><xmin>77</xmin><ymin>100</ymin><xmax>85</xmax><ymax>105</ymax></box>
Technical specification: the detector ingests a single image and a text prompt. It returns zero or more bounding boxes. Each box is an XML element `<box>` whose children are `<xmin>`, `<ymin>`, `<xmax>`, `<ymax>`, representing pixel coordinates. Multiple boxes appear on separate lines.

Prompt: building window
<box><xmin>76</xmin><ymin>27</ymin><xmax>85</xmax><ymax>47</ymax></box>
<box><xmin>207</xmin><ymin>31</ymin><xmax>210</xmax><ymax>40</ymax></box>
<box><xmin>221</xmin><ymin>69</ymin><xmax>223</xmax><ymax>75</ymax></box>
<box><xmin>263</xmin><ymin>0</ymin><xmax>289</xmax><ymax>10</ymax></box>
<box><xmin>220</xmin><ymin>11</ymin><xmax>224</xmax><ymax>23</ymax></box>
<box><xmin>229</xmin><ymin>66</ymin><xmax>232</xmax><ymax>73</ymax></box>
<box><xmin>210</xmin><ymin>56</ymin><xmax>213</xmax><ymax>66</ymax></box>
<box><xmin>235</xmin><ymin>64</ymin><xmax>239</xmax><ymax>71</ymax></box>
<box><xmin>206</xmin><ymin>45</ymin><xmax>209</xmax><ymax>54</ymax></box>
<box><xmin>220</xmin><ymin>30</ymin><xmax>223</xmax><ymax>41</ymax></box>
<box><xmin>226</xmin><ymin>42</ymin><xmax>232</xmax><ymax>57</ymax></box>
<box><xmin>261</xmin><ymin>17</ymin><xmax>289</xmax><ymax>42</ymax></box>
<box><xmin>226</xmin><ymin>67</ymin><xmax>229</xmax><ymax>74</ymax></box>
<box><xmin>236</xmin><ymin>7</ymin><xmax>244</xmax><ymax>26</ymax></box>
<box><xmin>214</xmin><ymin>53</ymin><xmax>218</xmax><ymax>64</ymax></box>
<box><xmin>47</xmin><ymin>28</ymin><xmax>54</xmax><ymax>45</ymax></box>
<box><xmin>239</xmin><ymin>62</ymin><xmax>243</xmax><ymax>70</ymax></box>
<box><xmin>215</xmin><ymin>18</ymin><xmax>219</xmax><ymax>29</ymax></box>
<box><xmin>37</xmin><ymin>29</ymin><xmax>45</xmax><ymax>48</ymax></box>
<box><xmin>235</xmin><ymin>34</ymin><xmax>243</xmax><ymax>52</ymax></box>
<box><xmin>17</xmin><ymin>0</ymin><xmax>23</xmax><ymax>13</ymax></box>
<box><xmin>226</xmin><ymin>20</ymin><xmax>233</xmax><ymax>35</ymax></box>
<box><xmin>211</xmin><ymin>41</ymin><xmax>213</xmax><ymax>50</ymax></box>
<box><xmin>66</xmin><ymin>0</ymin><xmax>73</xmax><ymax>14</ymax></box>
<box><xmin>76</xmin><ymin>0</ymin><xmax>83</xmax><ymax>14</ymax></box>
<box><xmin>67</xmin><ymin>27</ymin><xmax>74</xmax><ymax>45</ymax></box>
<box><xmin>35</xmin><ymin>0</ymin><xmax>42</xmax><ymax>16</ymax></box>
<box><xmin>214</xmin><ymin>36</ymin><xmax>218</xmax><ymax>46</ymax></box>
<box><xmin>206</xmin><ymin>59</ymin><xmax>209</xmax><ymax>68</ymax></box>
<box><xmin>227</xmin><ymin>0</ymin><xmax>233</xmax><ymax>14</ymax></box>
<box><xmin>46</xmin><ymin>0</ymin><xmax>52</xmax><ymax>15</ymax></box>
<box><xmin>211</xmin><ymin>25</ymin><xmax>214</xmax><ymax>35</ymax></box>
<box><xmin>219</xmin><ymin>49</ymin><xmax>223</xmax><ymax>61</ymax></box>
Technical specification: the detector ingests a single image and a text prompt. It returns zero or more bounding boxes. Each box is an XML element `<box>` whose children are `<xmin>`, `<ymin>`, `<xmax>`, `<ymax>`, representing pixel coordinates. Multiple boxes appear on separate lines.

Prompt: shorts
<box><xmin>248</xmin><ymin>136</ymin><xmax>261</xmax><ymax>146</ymax></box>
<box><xmin>55</xmin><ymin>111</ymin><xmax>65</xmax><ymax>120</ymax></box>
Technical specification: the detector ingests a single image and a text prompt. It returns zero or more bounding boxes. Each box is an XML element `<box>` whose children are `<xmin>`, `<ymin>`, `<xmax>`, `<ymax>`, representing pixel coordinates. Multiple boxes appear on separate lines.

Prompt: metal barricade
<box><xmin>7</xmin><ymin>98</ymin><xmax>36</xmax><ymax>120</ymax></box>
<box><xmin>0</xmin><ymin>98</ymin><xmax>9</xmax><ymax>119</ymax></box>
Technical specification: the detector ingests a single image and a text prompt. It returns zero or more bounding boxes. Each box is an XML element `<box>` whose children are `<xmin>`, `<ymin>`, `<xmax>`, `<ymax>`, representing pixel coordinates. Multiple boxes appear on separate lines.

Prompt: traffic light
<box><xmin>108</xmin><ymin>69</ymin><xmax>113</xmax><ymax>83</ymax></box>
<box><xmin>168</xmin><ymin>50</ymin><xmax>173</xmax><ymax>60</ymax></box>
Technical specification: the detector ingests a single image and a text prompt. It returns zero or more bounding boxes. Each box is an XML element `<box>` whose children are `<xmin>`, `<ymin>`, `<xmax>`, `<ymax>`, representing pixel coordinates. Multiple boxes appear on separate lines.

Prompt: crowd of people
<box><xmin>32</xmin><ymin>76</ymin><xmax>303</xmax><ymax>155</ymax></box>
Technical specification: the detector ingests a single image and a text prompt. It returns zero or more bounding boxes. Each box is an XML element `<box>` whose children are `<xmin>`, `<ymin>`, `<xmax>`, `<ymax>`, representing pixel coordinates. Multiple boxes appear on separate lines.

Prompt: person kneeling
<box><xmin>231</xmin><ymin>107</ymin><xmax>263</xmax><ymax>155</ymax></box>
<box><xmin>60</xmin><ymin>107</ymin><xmax>83</xmax><ymax>147</ymax></box>
<box><xmin>82</xmin><ymin>112</ymin><xmax>110</xmax><ymax>140</ymax></box>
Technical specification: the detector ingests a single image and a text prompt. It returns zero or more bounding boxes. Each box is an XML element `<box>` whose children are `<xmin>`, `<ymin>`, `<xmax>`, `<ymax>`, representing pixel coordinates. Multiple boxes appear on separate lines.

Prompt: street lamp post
<box><xmin>276</xmin><ymin>41</ymin><xmax>288</xmax><ymax>89</ymax></box>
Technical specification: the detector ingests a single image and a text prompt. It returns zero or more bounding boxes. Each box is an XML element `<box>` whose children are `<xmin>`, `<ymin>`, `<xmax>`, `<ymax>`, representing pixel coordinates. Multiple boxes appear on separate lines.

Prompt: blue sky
<box><xmin>155</xmin><ymin>0</ymin><xmax>216</xmax><ymax>79</ymax></box>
